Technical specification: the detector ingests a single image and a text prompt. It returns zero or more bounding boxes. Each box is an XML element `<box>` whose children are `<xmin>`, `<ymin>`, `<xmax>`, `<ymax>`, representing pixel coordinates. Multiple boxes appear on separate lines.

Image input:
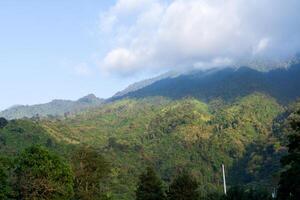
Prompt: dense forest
<box><xmin>0</xmin><ymin>92</ymin><xmax>299</xmax><ymax>199</ymax></box>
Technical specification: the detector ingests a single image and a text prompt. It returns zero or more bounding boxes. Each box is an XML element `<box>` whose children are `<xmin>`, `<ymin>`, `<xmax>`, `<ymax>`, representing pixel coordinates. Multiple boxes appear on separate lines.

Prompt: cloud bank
<box><xmin>98</xmin><ymin>0</ymin><xmax>300</xmax><ymax>76</ymax></box>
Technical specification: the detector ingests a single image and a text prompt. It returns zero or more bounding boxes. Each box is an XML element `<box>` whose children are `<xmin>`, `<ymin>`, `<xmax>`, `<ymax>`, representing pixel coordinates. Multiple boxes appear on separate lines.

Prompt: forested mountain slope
<box><xmin>17</xmin><ymin>93</ymin><xmax>287</xmax><ymax>199</ymax></box>
<box><xmin>0</xmin><ymin>94</ymin><xmax>104</xmax><ymax>120</ymax></box>
<box><xmin>112</xmin><ymin>63</ymin><xmax>300</xmax><ymax>104</ymax></box>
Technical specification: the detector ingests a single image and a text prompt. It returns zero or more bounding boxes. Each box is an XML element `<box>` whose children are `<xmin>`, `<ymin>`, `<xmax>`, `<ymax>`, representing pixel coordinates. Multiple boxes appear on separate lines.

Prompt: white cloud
<box><xmin>98</xmin><ymin>0</ymin><xmax>300</xmax><ymax>76</ymax></box>
<box><xmin>193</xmin><ymin>57</ymin><xmax>233</xmax><ymax>70</ymax></box>
<box><xmin>253</xmin><ymin>38</ymin><xmax>271</xmax><ymax>55</ymax></box>
<box><xmin>99</xmin><ymin>0</ymin><xmax>159</xmax><ymax>33</ymax></box>
<box><xmin>103</xmin><ymin>48</ymin><xmax>138</xmax><ymax>75</ymax></box>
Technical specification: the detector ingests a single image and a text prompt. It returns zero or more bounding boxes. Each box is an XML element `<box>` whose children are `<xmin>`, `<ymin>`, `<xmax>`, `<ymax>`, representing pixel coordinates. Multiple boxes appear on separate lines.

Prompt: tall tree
<box><xmin>136</xmin><ymin>166</ymin><xmax>165</xmax><ymax>200</ymax></box>
<box><xmin>15</xmin><ymin>145</ymin><xmax>74</xmax><ymax>200</ymax></box>
<box><xmin>167</xmin><ymin>171</ymin><xmax>199</xmax><ymax>200</ymax></box>
<box><xmin>71</xmin><ymin>146</ymin><xmax>111</xmax><ymax>200</ymax></box>
<box><xmin>277</xmin><ymin>107</ymin><xmax>300</xmax><ymax>200</ymax></box>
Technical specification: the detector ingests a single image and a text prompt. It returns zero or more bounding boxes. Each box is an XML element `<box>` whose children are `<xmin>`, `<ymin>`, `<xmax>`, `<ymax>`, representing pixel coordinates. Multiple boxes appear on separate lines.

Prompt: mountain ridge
<box><xmin>0</xmin><ymin>94</ymin><xmax>104</xmax><ymax>119</ymax></box>
<box><xmin>111</xmin><ymin>63</ymin><xmax>300</xmax><ymax>104</ymax></box>
<box><xmin>2</xmin><ymin>60</ymin><xmax>300</xmax><ymax>119</ymax></box>
<box><xmin>112</xmin><ymin>55</ymin><xmax>300</xmax><ymax>101</ymax></box>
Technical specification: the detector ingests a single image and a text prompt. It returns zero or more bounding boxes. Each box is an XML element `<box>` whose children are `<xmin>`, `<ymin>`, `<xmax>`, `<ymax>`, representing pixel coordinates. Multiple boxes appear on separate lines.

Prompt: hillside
<box><xmin>31</xmin><ymin>93</ymin><xmax>287</xmax><ymax>199</ymax></box>
<box><xmin>112</xmin><ymin>63</ymin><xmax>300</xmax><ymax>104</ymax></box>
<box><xmin>0</xmin><ymin>94</ymin><xmax>104</xmax><ymax>120</ymax></box>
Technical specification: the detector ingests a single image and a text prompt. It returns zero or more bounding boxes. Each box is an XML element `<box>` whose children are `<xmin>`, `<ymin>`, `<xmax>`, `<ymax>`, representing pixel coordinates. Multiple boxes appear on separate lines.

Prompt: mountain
<box><xmin>112</xmin><ymin>62</ymin><xmax>300</xmax><ymax>104</ymax></box>
<box><xmin>1</xmin><ymin>93</ymin><xmax>291</xmax><ymax>199</ymax></box>
<box><xmin>3</xmin><ymin>61</ymin><xmax>299</xmax><ymax>120</ymax></box>
<box><xmin>0</xmin><ymin>94</ymin><xmax>104</xmax><ymax>119</ymax></box>
<box><xmin>113</xmin><ymin>56</ymin><xmax>300</xmax><ymax>99</ymax></box>
<box><xmin>1</xmin><ymin>62</ymin><xmax>300</xmax><ymax>199</ymax></box>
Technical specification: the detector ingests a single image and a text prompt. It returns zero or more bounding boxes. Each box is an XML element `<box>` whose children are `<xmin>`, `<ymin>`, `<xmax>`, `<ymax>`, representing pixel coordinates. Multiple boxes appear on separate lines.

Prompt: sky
<box><xmin>1</xmin><ymin>0</ymin><xmax>300</xmax><ymax>110</ymax></box>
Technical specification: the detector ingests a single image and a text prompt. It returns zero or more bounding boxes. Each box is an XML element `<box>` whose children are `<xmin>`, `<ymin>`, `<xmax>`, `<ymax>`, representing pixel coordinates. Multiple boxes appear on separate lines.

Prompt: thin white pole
<box><xmin>222</xmin><ymin>164</ymin><xmax>227</xmax><ymax>195</ymax></box>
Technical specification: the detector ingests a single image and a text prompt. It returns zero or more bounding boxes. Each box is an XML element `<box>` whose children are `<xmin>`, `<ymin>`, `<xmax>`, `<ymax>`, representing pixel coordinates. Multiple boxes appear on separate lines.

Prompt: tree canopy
<box><xmin>71</xmin><ymin>146</ymin><xmax>111</xmax><ymax>200</ymax></box>
<box><xmin>0</xmin><ymin>156</ymin><xmax>12</xmax><ymax>199</ymax></box>
<box><xmin>167</xmin><ymin>171</ymin><xmax>199</xmax><ymax>200</ymax></box>
<box><xmin>136</xmin><ymin>166</ymin><xmax>165</xmax><ymax>200</ymax></box>
<box><xmin>277</xmin><ymin>107</ymin><xmax>300</xmax><ymax>200</ymax></box>
<box><xmin>15</xmin><ymin>145</ymin><xmax>74</xmax><ymax>200</ymax></box>
<box><xmin>223</xmin><ymin>186</ymin><xmax>272</xmax><ymax>200</ymax></box>
<box><xmin>0</xmin><ymin>117</ymin><xmax>8</xmax><ymax>129</ymax></box>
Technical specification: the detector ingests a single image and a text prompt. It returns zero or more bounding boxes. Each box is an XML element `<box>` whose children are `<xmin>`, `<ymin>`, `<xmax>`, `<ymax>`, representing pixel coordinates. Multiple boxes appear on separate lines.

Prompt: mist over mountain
<box><xmin>0</xmin><ymin>94</ymin><xmax>104</xmax><ymax>119</ymax></box>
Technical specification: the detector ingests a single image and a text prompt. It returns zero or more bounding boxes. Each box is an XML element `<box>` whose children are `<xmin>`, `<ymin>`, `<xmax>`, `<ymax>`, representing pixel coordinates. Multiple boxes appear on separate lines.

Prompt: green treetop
<box><xmin>15</xmin><ymin>145</ymin><xmax>74</xmax><ymax>200</ymax></box>
<box><xmin>136</xmin><ymin>166</ymin><xmax>166</xmax><ymax>200</ymax></box>
<box><xmin>167</xmin><ymin>171</ymin><xmax>199</xmax><ymax>200</ymax></box>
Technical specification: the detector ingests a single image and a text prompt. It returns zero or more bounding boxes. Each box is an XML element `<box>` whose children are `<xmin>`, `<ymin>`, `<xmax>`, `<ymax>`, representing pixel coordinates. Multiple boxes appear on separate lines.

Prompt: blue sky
<box><xmin>0</xmin><ymin>0</ymin><xmax>149</xmax><ymax>110</ymax></box>
<box><xmin>1</xmin><ymin>0</ymin><xmax>299</xmax><ymax>110</ymax></box>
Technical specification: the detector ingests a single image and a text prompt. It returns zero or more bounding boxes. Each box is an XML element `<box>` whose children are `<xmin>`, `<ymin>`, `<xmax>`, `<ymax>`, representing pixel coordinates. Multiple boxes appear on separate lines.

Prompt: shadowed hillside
<box><xmin>112</xmin><ymin>63</ymin><xmax>300</xmax><ymax>104</ymax></box>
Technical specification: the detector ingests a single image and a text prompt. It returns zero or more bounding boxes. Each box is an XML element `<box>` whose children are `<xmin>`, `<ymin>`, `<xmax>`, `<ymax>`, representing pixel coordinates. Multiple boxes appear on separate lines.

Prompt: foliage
<box><xmin>0</xmin><ymin>93</ymin><xmax>292</xmax><ymax>200</ymax></box>
<box><xmin>223</xmin><ymin>186</ymin><xmax>272</xmax><ymax>200</ymax></box>
<box><xmin>167</xmin><ymin>171</ymin><xmax>199</xmax><ymax>200</ymax></box>
<box><xmin>0</xmin><ymin>117</ymin><xmax>8</xmax><ymax>129</ymax></box>
<box><xmin>0</xmin><ymin>156</ymin><xmax>13</xmax><ymax>199</ymax></box>
<box><xmin>136</xmin><ymin>166</ymin><xmax>166</xmax><ymax>200</ymax></box>
<box><xmin>0</xmin><ymin>119</ymin><xmax>72</xmax><ymax>159</ymax></box>
<box><xmin>71</xmin><ymin>146</ymin><xmax>111</xmax><ymax>200</ymax></box>
<box><xmin>36</xmin><ymin>94</ymin><xmax>286</xmax><ymax>199</ymax></box>
<box><xmin>14</xmin><ymin>145</ymin><xmax>74</xmax><ymax>200</ymax></box>
<box><xmin>277</xmin><ymin>106</ymin><xmax>300</xmax><ymax>200</ymax></box>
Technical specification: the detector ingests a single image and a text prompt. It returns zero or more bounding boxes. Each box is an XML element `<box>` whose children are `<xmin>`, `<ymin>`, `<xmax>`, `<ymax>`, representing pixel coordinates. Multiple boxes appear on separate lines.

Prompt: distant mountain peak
<box><xmin>77</xmin><ymin>94</ymin><xmax>99</xmax><ymax>102</ymax></box>
<box><xmin>82</xmin><ymin>93</ymin><xmax>97</xmax><ymax>99</ymax></box>
<box><xmin>0</xmin><ymin>94</ymin><xmax>104</xmax><ymax>119</ymax></box>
